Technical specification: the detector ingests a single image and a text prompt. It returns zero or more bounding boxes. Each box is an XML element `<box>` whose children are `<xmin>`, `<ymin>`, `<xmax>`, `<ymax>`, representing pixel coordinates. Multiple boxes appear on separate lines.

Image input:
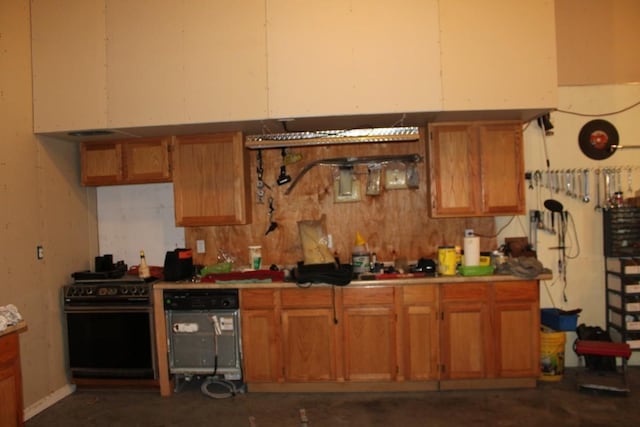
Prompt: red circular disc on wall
<box><xmin>578</xmin><ymin>119</ymin><xmax>619</xmax><ymax>160</ymax></box>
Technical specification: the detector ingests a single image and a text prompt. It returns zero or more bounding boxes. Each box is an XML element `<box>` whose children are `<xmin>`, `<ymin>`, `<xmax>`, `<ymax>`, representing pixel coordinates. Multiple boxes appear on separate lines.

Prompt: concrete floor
<box><xmin>26</xmin><ymin>369</ymin><xmax>639</xmax><ymax>427</ymax></box>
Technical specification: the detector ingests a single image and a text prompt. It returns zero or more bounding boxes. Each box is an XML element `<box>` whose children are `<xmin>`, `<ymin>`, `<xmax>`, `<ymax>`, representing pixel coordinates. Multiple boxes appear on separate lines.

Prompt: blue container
<box><xmin>540</xmin><ymin>308</ymin><xmax>578</xmax><ymax>331</ymax></box>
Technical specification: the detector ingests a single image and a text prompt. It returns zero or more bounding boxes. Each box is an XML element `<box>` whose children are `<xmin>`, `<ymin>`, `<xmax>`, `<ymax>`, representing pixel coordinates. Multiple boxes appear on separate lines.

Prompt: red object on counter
<box><xmin>201</xmin><ymin>270</ymin><xmax>285</xmax><ymax>283</ymax></box>
<box><xmin>373</xmin><ymin>272</ymin><xmax>428</xmax><ymax>280</ymax></box>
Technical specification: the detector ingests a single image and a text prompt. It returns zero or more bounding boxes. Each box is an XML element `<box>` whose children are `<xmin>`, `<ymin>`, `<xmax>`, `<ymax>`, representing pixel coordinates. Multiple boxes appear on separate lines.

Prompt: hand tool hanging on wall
<box><xmin>276</xmin><ymin>148</ymin><xmax>292</xmax><ymax>186</ymax></box>
<box><xmin>594</xmin><ymin>168</ymin><xmax>602</xmax><ymax>211</ymax></box>
<box><xmin>582</xmin><ymin>169</ymin><xmax>590</xmax><ymax>203</ymax></box>
<box><xmin>256</xmin><ymin>150</ymin><xmax>271</xmax><ymax>204</ymax></box>
<box><xmin>545</xmin><ymin>198</ymin><xmax>569</xmax><ymax>302</ymax></box>
<box><xmin>265</xmin><ymin>197</ymin><xmax>278</xmax><ymax>235</ymax></box>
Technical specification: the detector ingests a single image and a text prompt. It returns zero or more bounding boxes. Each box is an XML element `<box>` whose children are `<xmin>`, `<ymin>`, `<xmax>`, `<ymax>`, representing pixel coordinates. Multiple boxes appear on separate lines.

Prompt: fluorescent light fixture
<box><xmin>245</xmin><ymin>126</ymin><xmax>420</xmax><ymax>149</ymax></box>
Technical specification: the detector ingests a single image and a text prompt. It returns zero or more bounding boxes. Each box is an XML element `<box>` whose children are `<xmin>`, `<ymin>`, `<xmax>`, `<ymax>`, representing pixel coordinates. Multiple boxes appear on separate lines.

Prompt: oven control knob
<box><xmin>98</xmin><ymin>287</ymin><xmax>108</xmax><ymax>296</ymax></box>
<box><xmin>131</xmin><ymin>287</ymin><xmax>138</xmax><ymax>295</ymax></box>
<box><xmin>139</xmin><ymin>287</ymin><xmax>148</xmax><ymax>295</ymax></box>
<box><xmin>121</xmin><ymin>287</ymin><xmax>129</xmax><ymax>295</ymax></box>
<box><xmin>222</xmin><ymin>299</ymin><xmax>230</xmax><ymax>307</ymax></box>
<box><xmin>85</xmin><ymin>288</ymin><xmax>94</xmax><ymax>295</ymax></box>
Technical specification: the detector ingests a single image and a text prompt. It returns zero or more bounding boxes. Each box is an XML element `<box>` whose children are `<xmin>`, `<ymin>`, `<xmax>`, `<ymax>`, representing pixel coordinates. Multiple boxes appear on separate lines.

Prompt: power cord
<box><xmin>200</xmin><ymin>315</ymin><xmax>243</xmax><ymax>399</ymax></box>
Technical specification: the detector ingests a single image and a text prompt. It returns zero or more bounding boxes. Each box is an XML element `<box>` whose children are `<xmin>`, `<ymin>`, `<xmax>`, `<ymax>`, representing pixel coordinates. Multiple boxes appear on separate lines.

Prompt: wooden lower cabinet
<box><xmin>439</xmin><ymin>281</ymin><xmax>539</xmax><ymax>384</ymax></box>
<box><xmin>240</xmin><ymin>289</ymin><xmax>282</xmax><ymax>383</ymax></box>
<box><xmin>240</xmin><ymin>280</ymin><xmax>539</xmax><ymax>391</ymax></box>
<box><xmin>282</xmin><ymin>308</ymin><xmax>337</xmax><ymax>381</ymax></box>
<box><xmin>0</xmin><ymin>324</ymin><xmax>26</xmax><ymax>427</ymax></box>
<box><xmin>440</xmin><ymin>284</ymin><xmax>492</xmax><ymax>380</ymax></box>
<box><xmin>494</xmin><ymin>281</ymin><xmax>540</xmax><ymax>378</ymax></box>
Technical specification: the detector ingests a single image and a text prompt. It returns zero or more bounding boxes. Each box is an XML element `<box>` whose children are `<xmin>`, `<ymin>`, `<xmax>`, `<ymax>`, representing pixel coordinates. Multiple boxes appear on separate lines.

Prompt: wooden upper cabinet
<box><xmin>172</xmin><ymin>132</ymin><xmax>251</xmax><ymax>226</ymax></box>
<box><xmin>428</xmin><ymin>121</ymin><xmax>525</xmax><ymax>218</ymax></box>
<box><xmin>81</xmin><ymin>142</ymin><xmax>122</xmax><ymax>186</ymax></box>
<box><xmin>81</xmin><ymin>137</ymin><xmax>172</xmax><ymax>186</ymax></box>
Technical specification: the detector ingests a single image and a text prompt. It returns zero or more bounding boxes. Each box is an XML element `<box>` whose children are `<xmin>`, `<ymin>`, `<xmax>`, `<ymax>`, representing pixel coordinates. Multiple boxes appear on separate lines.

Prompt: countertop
<box><xmin>0</xmin><ymin>321</ymin><xmax>27</xmax><ymax>338</ymax></box>
<box><xmin>153</xmin><ymin>273</ymin><xmax>553</xmax><ymax>290</ymax></box>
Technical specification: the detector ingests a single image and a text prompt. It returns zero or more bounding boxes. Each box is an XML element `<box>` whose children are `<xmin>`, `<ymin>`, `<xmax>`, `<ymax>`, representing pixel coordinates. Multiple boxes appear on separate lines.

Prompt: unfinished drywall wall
<box><xmin>0</xmin><ymin>0</ymin><xmax>99</xmax><ymax>415</ymax></box>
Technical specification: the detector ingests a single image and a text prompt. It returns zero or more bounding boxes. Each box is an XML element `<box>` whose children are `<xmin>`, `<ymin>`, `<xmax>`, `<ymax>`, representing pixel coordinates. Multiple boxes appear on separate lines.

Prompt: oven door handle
<box><xmin>64</xmin><ymin>305</ymin><xmax>152</xmax><ymax>313</ymax></box>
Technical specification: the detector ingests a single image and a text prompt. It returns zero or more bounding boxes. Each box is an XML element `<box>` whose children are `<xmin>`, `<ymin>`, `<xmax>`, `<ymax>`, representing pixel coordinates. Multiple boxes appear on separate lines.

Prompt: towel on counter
<box><xmin>494</xmin><ymin>257</ymin><xmax>551</xmax><ymax>279</ymax></box>
<box><xmin>0</xmin><ymin>304</ymin><xmax>22</xmax><ymax>332</ymax></box>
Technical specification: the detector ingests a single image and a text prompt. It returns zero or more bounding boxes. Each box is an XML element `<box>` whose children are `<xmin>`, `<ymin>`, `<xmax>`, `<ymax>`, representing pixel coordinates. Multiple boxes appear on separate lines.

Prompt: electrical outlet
<box><xmin>464</xmin><ymin>229</ymin><xmax>474</xmax><ymax>237</ymax></box>
<box><xmin>196</xmin><ymin>240</ymin><xmax>206</xmax><ymax>254</ymax></box>
<box><xmin>36</xmin><ymin>245</ymin><xmax>44</xmax><ymax>260</ymax></box>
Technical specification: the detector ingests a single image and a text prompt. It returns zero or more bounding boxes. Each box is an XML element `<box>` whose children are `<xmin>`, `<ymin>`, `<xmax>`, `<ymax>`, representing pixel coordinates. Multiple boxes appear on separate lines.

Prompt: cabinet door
<box><xmin>440</xmin><ymin>283</ymin><xmax>491</xmax><ymax>379</ymax></box>
<box><xmin>342</xmin><ymin>306</ymin><xmax>396</xmax><ymax>381</ymax></box>
<box><xmin>240</xmin><ymin>289</ymin><xmax>281</xmax><ymax>382</ymax></box>
<box><xmin>81</xmin><ymin>141</ymin><xmax>123</xmax><ymax>186</ymax></box>
<box><xmin>122</xmin><ymin>137</ymin><xmax>172</xmax><ymax>184</ymax></box>
<box><xmin>281</xmin><ymin>308</ymin><xmax>337</xmax><ymax>381</ymax></box>
<box><xmin>493</xmin><ymin>281</ymin><xmax>539</xmax><ymax>378</ymax></box>
<box><xmin>428</xmin><ymin>121</ymin><xmax>525</xmax><ymax>217</ymax></box>
<box><xmin>172</xmin><ymin>132</ymin><xmax>251</xmax><ymax>226</ymax></box>
<box><xmin>241</xmin><ymin>309</ymin><xmax>281</xmax><ymax>382</ymax></box>
<box><xmin>478</xmin><ymin>123</ymin><xmax>525</xmax><ymax>215</ymax></box>
<box><xmin>342</xmin><ymin>287</ymin><xmax>396</xmax><ymax>381</ymax></box>
<box><xmin>428</xmin><ymin>123</ymin><xmax>479</xmax><ymax>217</ymax></box>
<box><xmin>400</xmin><ymin>285</ymin><xmax>439</xmax><ymax>381</ymax></box>
<box><xmin>0</xmin><ymin>333</ymin><xmax>22</xmax><ymax>427</ymax></box>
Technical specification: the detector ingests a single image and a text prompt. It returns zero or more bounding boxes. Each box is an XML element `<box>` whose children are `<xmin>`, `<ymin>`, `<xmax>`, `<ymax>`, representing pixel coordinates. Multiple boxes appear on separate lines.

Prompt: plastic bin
<box><xmin>540</xmin><ymin>308</ymin><xmax>578</xmax><ymax>331</ymax></box>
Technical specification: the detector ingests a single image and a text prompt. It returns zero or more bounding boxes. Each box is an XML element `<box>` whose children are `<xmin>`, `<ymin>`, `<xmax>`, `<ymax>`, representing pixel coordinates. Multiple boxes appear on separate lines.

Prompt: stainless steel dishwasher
<box><xmin>163</xmin><ymin>289</ymin><xmax>242</xmax><ymax>382</ymax></box>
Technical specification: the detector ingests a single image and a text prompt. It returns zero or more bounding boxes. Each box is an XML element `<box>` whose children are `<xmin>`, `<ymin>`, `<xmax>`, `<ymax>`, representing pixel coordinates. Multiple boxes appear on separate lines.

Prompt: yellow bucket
<box><xmin>540</xmin><ymin>327</ymin><xmax>566</xmax><ymax>381</ymax></box>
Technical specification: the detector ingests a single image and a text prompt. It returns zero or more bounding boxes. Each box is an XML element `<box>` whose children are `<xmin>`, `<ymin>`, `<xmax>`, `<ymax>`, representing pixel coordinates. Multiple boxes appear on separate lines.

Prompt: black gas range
<box><xmin>63</xmin><ymin>273</ymin><xmax>159</xmax><ymax>383</ymax></box>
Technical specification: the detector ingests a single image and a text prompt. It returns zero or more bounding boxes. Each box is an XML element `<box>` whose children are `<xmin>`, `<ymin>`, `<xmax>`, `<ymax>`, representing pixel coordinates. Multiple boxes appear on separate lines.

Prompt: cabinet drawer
<box><xmin>441</xmin><ymin>283</ymin><xmax>489</xmax><ymax>300</ymax></box>
<box><xmin>281</xmin><ymin>288</ymin><xmax>334</xmax><ymax>308</ymax></box>
<box><xmin>401</xmin><ymin>285</ymin><xmax>437</xmax><ymax>305</ymax></box>
<box><xmin>240</xmin><ymin>289</ymin><xmax>278</xmax><ymax>309</ymax></box>
<box><xmin>0</xmin><ymin>333</ymin><xmax>18</xmax><ymax>366</ymax></box>
<box><xmin>495</xmin><ymin>281</ymin><xmax>537</xmax><ymax>301</ymax></box>
<box><xmin>343</xmin><ymin>287</ymin><xmax>394</xmax><ymax>306</ymax></box>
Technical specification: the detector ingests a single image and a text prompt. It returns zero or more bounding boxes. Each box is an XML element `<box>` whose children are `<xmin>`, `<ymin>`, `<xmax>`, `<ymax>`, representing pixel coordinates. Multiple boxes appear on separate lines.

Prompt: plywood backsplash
<box><xmin>185</xmin><ymin>130</ymin><xmax>495</xmax><ymax>268</ymax></box>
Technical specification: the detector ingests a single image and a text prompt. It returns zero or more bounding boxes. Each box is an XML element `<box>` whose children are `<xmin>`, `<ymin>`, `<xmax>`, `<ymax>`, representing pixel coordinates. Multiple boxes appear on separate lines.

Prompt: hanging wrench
<box><xmin>603</xmin><ymin>168</ymin><xmax>612</xmax><ymax>209</ymax></box>
<box><xmin>565</xmin><ymin>169</ymin><xmax>573</xmax><ymax>196</ymax></box>
<box><xmin>577</xmin><ymin>170</ymin><xmax>583</xmax><ymax>200</ymax></box>
<box><xmin>571</xmin><ymin>169</ymin><xmax>579</xmax><ymax>199</ymax></box>
<box><xmin>582</xmin><ymin>169</ymin><xmax>590</xmax><ymax>203</ymax></box>
<box><xmin>594</xmin><ymin>168</ymin><xmax>602</xmax><ymax>211</ymax></box>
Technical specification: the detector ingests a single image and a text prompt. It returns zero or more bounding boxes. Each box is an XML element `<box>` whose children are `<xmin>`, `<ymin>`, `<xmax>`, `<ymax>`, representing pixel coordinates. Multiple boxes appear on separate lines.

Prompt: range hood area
<box><xmin>39</xmin><ymin>108</ymin><xmax>552</xmax><ymax>144</ymax></box>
